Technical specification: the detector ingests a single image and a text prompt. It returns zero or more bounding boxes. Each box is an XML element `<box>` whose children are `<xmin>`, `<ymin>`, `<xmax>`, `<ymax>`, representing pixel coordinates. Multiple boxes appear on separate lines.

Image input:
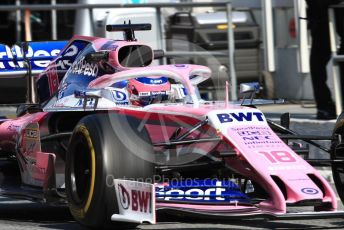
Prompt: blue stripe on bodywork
<box><xmin>156</xmin><ymin>180</ymin><xmax>251</xmax><ymax>203</ymax></box>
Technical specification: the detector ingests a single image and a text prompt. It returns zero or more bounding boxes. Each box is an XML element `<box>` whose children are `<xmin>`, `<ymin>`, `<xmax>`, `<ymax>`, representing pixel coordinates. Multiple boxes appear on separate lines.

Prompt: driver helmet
<box><xmin>128</xmin><ymin>76</ymin><xmax>171</xmax><ymax>106</ymax></box>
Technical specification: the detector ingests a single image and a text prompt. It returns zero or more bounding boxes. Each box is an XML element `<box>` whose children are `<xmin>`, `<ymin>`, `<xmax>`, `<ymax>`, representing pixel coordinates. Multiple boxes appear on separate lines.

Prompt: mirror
<box><xmin>239</xmin><ymin>82</ymin><xmax>260</xmax><ymax>105</ymax></box>
<box><xmin>118</xmin><ymin>45</ymin><xmax>153</xmax><ymax>67</ymax></box>
<box><xmin>239</xmin><ymin>82</ymin><xmax>260</xmax><ymax>94</ymax></box>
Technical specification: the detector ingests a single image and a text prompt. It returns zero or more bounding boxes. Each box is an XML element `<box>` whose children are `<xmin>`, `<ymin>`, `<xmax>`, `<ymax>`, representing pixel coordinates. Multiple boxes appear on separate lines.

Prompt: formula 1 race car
<box><xmin>0</xmin><ymin>23</ymin><xmax>344</xmax><ymax>229</ymax></box>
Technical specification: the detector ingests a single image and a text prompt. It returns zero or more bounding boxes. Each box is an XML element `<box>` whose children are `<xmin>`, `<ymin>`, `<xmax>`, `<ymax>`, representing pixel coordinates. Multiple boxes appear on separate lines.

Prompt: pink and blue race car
<box><xmin>0</xmin><ymin>23</ymin><xmax>343</xmax><ymax>228</ymax></box>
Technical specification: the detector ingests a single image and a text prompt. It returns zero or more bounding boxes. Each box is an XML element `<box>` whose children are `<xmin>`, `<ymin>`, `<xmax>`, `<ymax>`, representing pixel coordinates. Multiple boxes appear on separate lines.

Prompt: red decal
<box><xmin>132</xmin><ymin>190</ymin><xmax>138</xmax><ymax>211</ymax></box>
<box><xmin>131</xmin><ymin>189</ymin><xmax>151</xmax><ymax>213</ymax></box>
<box><xmin>47</xmin><ymin>68</ymin><xmax>59</xmax><ymax>96</ymax></box>
<box><xmin>137</xmin><ymin>190</ymin><xmax>151</xmax><ymax>213</ymax></box>
<box><xmin>259</xmin><ymin>151</ymin><xmax>297</xmax><ymax>163</ymax></box>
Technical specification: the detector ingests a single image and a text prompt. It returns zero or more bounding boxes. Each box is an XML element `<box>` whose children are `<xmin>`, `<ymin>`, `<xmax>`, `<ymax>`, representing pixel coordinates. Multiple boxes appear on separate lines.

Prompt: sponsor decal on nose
<box><xmin>217</xmin><ymin>112</ymin><xmax>265</xmax><ymax>123</ymax></box>
<box><xmin>301</xmin><ymin>188</ymin><xmax>319</xmax><ymax>195</ymax></box>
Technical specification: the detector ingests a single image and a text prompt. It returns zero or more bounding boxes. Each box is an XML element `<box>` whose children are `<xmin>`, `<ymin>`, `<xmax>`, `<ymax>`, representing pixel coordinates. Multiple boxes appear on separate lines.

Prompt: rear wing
<box><xmin>0</xmin><ymin>41</ymin><xmax>67</xmax><ymax>78</ymax></box>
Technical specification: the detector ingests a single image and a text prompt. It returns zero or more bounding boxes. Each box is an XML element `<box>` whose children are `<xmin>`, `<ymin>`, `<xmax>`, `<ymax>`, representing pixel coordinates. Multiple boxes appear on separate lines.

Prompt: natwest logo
<box><xmin>217</xmin><ymin>112</ymin><xmax>265</xmax><ymax>123</ymax></box>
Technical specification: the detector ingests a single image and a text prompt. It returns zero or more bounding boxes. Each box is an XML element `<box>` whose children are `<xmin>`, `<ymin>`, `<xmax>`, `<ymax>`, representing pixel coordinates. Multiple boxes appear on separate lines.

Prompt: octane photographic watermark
<box><xmin>105</xmin><ymin>174</ymin><xmax>240</xmax><ymax>188</ymax></box>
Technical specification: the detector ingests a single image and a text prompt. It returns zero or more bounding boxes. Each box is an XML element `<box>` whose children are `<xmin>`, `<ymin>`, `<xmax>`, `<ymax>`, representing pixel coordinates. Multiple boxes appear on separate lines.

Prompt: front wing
<box><xmin>111</xmin><ymin>179</ymin><xmax>344</xmax><ymax>224</ymax></box>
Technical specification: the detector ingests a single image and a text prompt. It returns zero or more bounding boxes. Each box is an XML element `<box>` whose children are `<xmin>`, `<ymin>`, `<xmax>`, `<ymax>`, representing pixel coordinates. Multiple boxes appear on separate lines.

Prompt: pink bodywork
<box><xmin>149</xmin><ymin>104</ymin><xmax>337</xmax><ymax>213</ymax></box>
<box><xmin>0</xmin><ymin>37</ymin><xmax>337</xmax><ymax>216</ymax></box>
<box><xmin>86</xmin><ymin>64</ymin><xmax>338</xmax><ymax>214</ymax></box>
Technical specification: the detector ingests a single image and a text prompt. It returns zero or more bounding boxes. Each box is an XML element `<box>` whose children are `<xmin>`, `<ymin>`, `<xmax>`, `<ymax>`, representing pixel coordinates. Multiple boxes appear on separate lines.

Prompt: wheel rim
<box><xmin>70</xmin><ymin>133</ymin><xmax>92</xmax><ymax>205</ymax></box>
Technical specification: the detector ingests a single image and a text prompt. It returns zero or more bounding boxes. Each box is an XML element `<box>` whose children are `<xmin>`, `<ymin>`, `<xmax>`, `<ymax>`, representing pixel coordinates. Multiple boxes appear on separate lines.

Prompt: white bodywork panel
<box><xmin>112</xmin><ymin>179</ymin><xmax>156</xmax><ymax>224</ymax></box>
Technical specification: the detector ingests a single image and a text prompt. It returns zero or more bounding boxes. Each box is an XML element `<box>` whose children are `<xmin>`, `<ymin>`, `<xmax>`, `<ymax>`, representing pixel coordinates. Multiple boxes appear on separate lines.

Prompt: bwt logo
<box><xmin>117</xmin><ymin>184</ymin><xmax>152</xmax><ymax>213</ymax></box>
<box><xmin>217</xmin><ymin>112</ymin><xmax>265</xmax><ymax>123</ymax></box>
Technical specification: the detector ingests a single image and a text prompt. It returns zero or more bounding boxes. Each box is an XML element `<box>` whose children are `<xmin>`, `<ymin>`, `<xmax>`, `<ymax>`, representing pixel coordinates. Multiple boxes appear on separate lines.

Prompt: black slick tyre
<box><xmin>331</xmin><ymin>112</ymin><xmax>344</xmax><ymax>204</ymax></box>
<box><xmin>65</xmin><ymin>113</ymin><xmax>154</xmax><ymax>229</ymax></box>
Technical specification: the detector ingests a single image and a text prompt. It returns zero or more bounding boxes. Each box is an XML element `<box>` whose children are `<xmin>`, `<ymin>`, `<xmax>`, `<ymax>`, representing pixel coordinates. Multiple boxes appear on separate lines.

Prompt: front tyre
<box><xmin>65</xmin><ymin>114</ymin><xmax>154</xmax><ymax>228</ymax></box>
<box><xmin>331</xmin><ymin>112</ymin><xmax>344</xmax><ymax>204</ymax></box>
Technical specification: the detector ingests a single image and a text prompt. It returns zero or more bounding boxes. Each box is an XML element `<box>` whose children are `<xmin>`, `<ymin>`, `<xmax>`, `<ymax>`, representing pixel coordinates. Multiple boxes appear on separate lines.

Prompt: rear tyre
<box><xmin>65</xmin><ymin>113</ymin><xmax>154</xmax><ymax>228</ymax></box>
<box><xmin>331</xmin><ymin>112</ymin><xmax>344</xmax><ymax>204</ymax></box>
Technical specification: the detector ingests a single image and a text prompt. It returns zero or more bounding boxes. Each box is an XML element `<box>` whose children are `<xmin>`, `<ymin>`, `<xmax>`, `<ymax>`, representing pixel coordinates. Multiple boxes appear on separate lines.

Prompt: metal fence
<box><xmin>0</xmin><ymin>1</ymin><xmax>239</xmax><ymax>100</ymax></box>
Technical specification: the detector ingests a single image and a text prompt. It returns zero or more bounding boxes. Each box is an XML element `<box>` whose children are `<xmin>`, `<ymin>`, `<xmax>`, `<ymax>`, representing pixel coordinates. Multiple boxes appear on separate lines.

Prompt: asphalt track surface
<box><xmin>0</xmin><ymin>196</ymin><xmax>343</xmax><ymax>230</ymax></box>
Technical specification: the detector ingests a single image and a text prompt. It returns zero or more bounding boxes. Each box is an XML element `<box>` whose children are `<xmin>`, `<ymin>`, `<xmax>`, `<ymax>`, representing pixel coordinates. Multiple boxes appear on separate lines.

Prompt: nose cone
<box><xmin>272</xmin><ymin>174</ymin><xmax>324</xmax><ymax>204</ymax></box>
